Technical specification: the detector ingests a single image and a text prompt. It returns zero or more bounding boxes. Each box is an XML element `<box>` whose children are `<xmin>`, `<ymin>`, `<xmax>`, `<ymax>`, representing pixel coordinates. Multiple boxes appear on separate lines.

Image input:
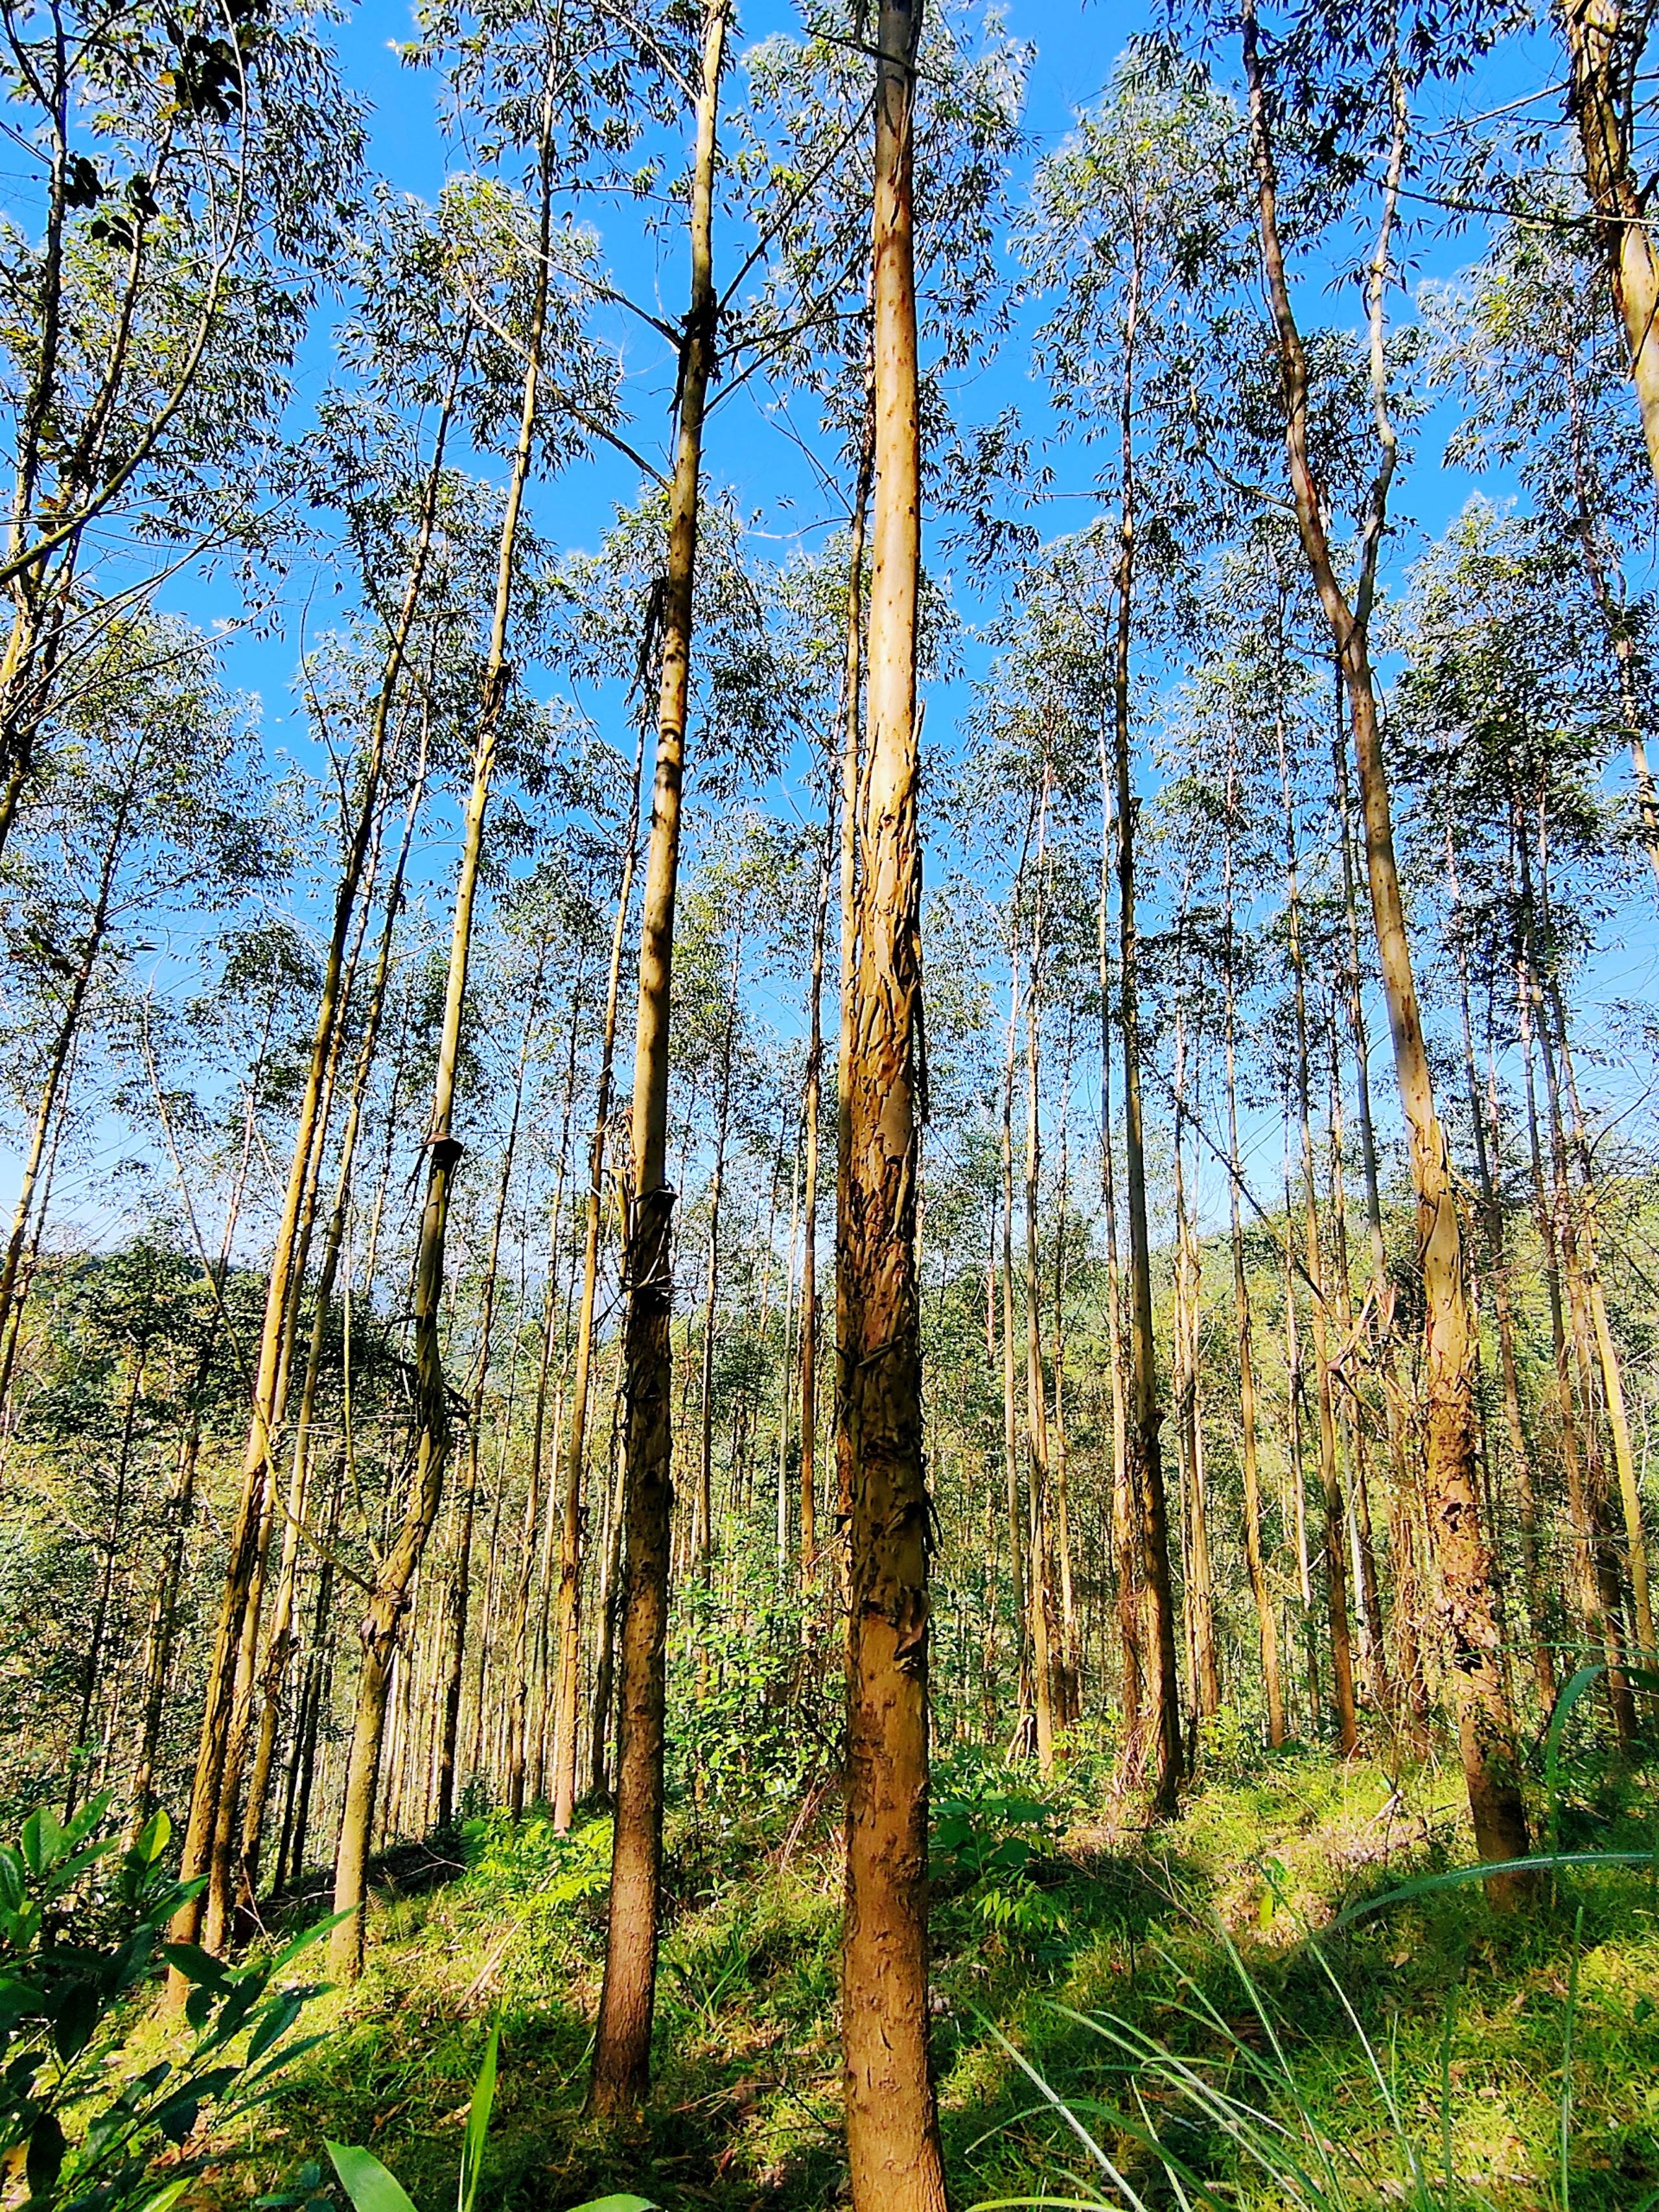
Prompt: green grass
<box><xmin>203</xmin><ymin>1742</ymin><xmax>1659</xmax><ymax>2212</ymax></box>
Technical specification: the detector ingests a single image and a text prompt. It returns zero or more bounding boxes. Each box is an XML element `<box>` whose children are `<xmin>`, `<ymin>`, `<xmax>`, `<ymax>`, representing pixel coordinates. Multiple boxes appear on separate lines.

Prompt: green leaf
<box><xmin>135</xmin><ymin>1808</ymin><xmax>172</xmax><ymax>1864</ymax></box>
<box><xmin>458</xmin><ymin>2023</ymin><xmax>498</xmax><ymax>2212</ymax></box>
<box><xmin>1334</xmin><ymin>1850</ymin><xmax>1659</xmax><ymax>1926</ymax></box>
<box><xmin>567</xmin><ymin>2199</ymin><xmax>658</xmax><ymax>2211</ymax></box>
<box><xmin>52</xmin><ymin>1976</ymin><xmax>101</xmax><ymax>2060</ymax></box>
<box><xmin>327</xmin><ymin>2141</ymin><xmax>421</xmax><ymax>2212</ymax></box>
<box><xmin>1543</xmin><ymin>1663</ymin><xmax>1607</xmax><ymax>1839</ymax></box>
<box><xmin>20</xmin><ymin>1806</ymin><xmax>64</xmax><ymax>1876</ymax></box>
<box><xmin>248</xmin><ymin>1988</ymin><xmax>303</xmax><ymax>2064</ymax></box>
<box><xmin>161</xmin><ymin>1941</ymin><xmax>228</xmax><ymax>1988</ymax></box>
<box><xmin>26</xmin><ymin>2111</ymin><xmax>66</xmax><ymax>2197</ymax></box>
<box><xmin>268</xmin><ymin>1906</ymin><xmax>354</xmax><ymax>1974</ymax></box>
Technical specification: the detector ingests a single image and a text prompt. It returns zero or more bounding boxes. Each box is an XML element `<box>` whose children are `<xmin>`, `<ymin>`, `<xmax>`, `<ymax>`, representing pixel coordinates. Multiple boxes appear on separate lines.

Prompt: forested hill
<box><xmin>1</xmin><ymin>0</ymin><xmax>1658</xmax><ymax>2203</ymax></box>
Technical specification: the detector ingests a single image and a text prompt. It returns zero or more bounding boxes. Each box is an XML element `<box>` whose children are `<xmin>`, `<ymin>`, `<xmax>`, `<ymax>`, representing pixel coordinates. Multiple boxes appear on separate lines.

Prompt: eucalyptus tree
<box><xmin>838</xmin><ymin>0</ymin><xmax>951</xmax><ymax>2202</ymax></box>
<box><xmin>1236</xmin><ymin>0</ymin><xmax>1531</xmax><ymax>1883</ymax></box>
<box><xmin>577</xmin><ymin>0</ymin><xmax>736</xmax><ymax>2094</ymax></box>
<box><xmin>1019</xmin><ymin>48</ymin><xmax>1242</xmax><ymax>1811</ymax></box>
<box><xmin>960</xmin><ymin>553</ymin><xmax>1113</xmax><ymax>1764</ymax></box>
<box><xmin>1393</xmin><ymin>504</ymin><xmax>1649</xmax><ymax>1683</ymax></box>
<box><xmin>330</xmin><ymin>0</ymin><xmax>626</xmax><ymax>1974</ymax></box>
<box><xmin>1551</xmin><ymin>0</ymin><xmax>1659</xmax><ymax>487</ymax></box>
<box><xmin>0</xmin><ymin>0</ymin><xmax>361</xmax><ymax>863</ymax></box>
<box><xmin>1421</xmin><ymin>214</ymin><xmax>1659</xmax><ymax>882</ymax></box>
<box><xmin>169</xmin><ymin>192</ymin><xmax>496</xmax><ymax>1973</ymax></box>
<box><xmin>0</xmin><ymin>610</ymin><xmax>268</xmax><ymax>1404</ymax></box>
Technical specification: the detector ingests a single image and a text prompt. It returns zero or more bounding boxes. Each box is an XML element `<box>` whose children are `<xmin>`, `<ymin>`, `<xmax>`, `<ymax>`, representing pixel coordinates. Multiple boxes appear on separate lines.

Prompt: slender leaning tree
<box><xmin>1240</xmin><ymin>0</ymin><xmax>1530</xmax><ymax>1887</ymax></box>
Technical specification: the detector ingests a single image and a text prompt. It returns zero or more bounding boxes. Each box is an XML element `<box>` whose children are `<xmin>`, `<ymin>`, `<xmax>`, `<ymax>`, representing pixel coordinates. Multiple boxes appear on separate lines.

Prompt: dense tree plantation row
<box><xmin>3</xmin><ymin>0</ymin><xmax>1659</xmax><ymax>2202</ymax></box>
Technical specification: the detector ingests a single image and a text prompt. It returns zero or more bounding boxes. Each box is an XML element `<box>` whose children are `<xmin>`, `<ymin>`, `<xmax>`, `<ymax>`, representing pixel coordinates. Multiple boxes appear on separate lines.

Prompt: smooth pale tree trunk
<box><xmin>999</xmin><ymin>939</ymin><xmax>1033</xmax><ymax>1749</ymax></box>
<box><xmin>841</xmin><ymin>2</ymin><xmax>949</xmax><ymax>2203</ymax></box>
<box><xmin>588</xmin><ymin>0</ymin><xmax>728</xmax><ymax>2115</ymax></box>
<box><xmin>695</xmin><ymin>931</ymin><xmax>741</xmax><ymax>1673</ymax></box>
<box><xmin>776</xmin><ymin>1116</ymin><xmax>802</xmax><ymax>1573</ymax></box>
<box><xmin>1171</xmin><ymin>1003</ymin><xmax>1219</xmax><ymax>1726</ymax></box>
<box><xmin>1516</xmin><ymin>934</ymin><xmax>1634</xmax><ymax>1740</ymax></box>
<box><xmin>1051</xmin><ymin>1050</ymin><xmax>1080</xmax><ymax>1724</ymax></box>
<box><xmin>1560</xmin><ymin>0</ymin><xmax>1659</xmax><ymax>492</ymax></box>
<box><xmin>1324</xmin><ymin>1030</ymin><xmax>1387</xmax><ymax>1703</ymax></box>
<box><xmin>1548</xmin><ymin>975</ymin><xmax>1653</xmax><ymax>1660</ymax></box>
<box><xmin>172</xmin><ymin>347</ymin><xmax>465</xmax><ymax>1981</ymax></box>
<box><xmin>551</xmin><ymin>724</ymin><xmax>644</xmax><ymax>1832</ymax></box>
<box><xmin>1023</xmin><ymin>770</ymin><xmax>1056</xmax><ymax>1775</ymax></box>
<box><xmin>1221</xmin><ymin>750</ymin><xmax>1282</xmax><ymax>1744</ymax></box>
<box><xmin>835</xmin><ymin>396</ymin><xmax>876</xmax><ymax>1556</ymax></box>
<box><xmin>1446</xmin><ymin>840</ymin><xmax>1556</xmax><ymax>1714</ymax></box>
<box><xmin>493</xmin><ymin>954</ymin><xmax>557</xmax><ymax>1820</ymax></box>
<box><xmin>799</xmin><ymin>783</ymin><xmax>835</xmax><ymax>1585</ymax></box>
<box><xmin>1103</xmin><ymin>210</ymin><xmax>1181</xmax><ymax>1812</ymax></box>
<box><xmin>1332</xmin><ymin>712</ymin><xmax>1426</xmax><ymax>1744</ymax></box>
<box><xmin>1278</xmin><ymin>720</ymin><xmax>1358</xmax><ymax>1755</ymax></box>
<box><xmin>1096</xmin><ymin>702</ymin><xmax>1137</xmax><ymax>1762</ymax></box>
<box><xmin>1244</xmin><ymin>11</ymin><xmax>1529</xmax><ymax>1885</ymax></box>
<box><xmin>1282</xmin><ymin>1137</ymin><xmax>1320</xmax><ymax>1734</ymax></box>
<box><xmin>240</xmin><ymin>728</ymin><xmax>430</xmax><ymax>1891</ymax></box>
<box><xmin>328</xmin><ymin>104</ymin><xmax>551</xmax><ymax>1984</ymax></box>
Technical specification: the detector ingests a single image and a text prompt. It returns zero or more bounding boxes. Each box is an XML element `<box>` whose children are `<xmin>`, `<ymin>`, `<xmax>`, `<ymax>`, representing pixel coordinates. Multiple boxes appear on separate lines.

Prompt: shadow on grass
<box><xmin>240</xmin><ymin>1753</ymin><xmax>1659</xmax><ymax>2212</ymax></box>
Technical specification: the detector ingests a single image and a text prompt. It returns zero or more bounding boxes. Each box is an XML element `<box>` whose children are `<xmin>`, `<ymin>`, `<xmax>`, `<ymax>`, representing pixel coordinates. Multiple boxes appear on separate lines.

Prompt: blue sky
<box><xmin>14</xmin><ymin>0</ymin><xmax>1657</xmax><ymax>1256</ymax></box>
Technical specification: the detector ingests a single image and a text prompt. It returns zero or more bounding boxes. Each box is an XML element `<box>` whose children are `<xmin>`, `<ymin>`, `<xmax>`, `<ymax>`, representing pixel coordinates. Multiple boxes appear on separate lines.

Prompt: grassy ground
<box><xmin>210</xmin><ymin>1734</ymin><xmax>1659</xmax><ymax>2212</ymax></box>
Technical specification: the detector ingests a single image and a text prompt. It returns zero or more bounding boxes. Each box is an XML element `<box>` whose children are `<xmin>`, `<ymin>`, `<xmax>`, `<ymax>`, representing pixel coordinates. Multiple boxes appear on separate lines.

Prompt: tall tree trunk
<box><xmin>835</xmin><ymin>386</ymin><xmax>877</xmax><ymax>1567</ymax></box>
<box><xmin>999</xmin><ymin>938</ymin><xmax>1032</xmax><ymax>1750</ymax></box>
<box><xmin>1023</xmin><ymin>768</ymin><xmax>1056</xmax><ymax>1776</ymax></box>
<box><xmin>1221</xmin><ymin>746</ymin><xmax>1282</xmax><ymax>1745</ymax></box>
<box><xmin>800</xmin><ymin>774</ymin><xmax>835</xmax><ymax>1585</ymax></box>
<box><xmin>841</xmin><ymin>0</ymin><xmax>947</xmax><ymax>2200</ymax></box>
<box><xmin>1560</xmin><ymin>0</ymin><xmax>1659</xmax><ymax>490</ymax></box>
<box><xmin>1244</xmin><ymin>16</ymin><xmax>1528</xmax><ymax>1882</ymax></box>
<box><xmin>1096</xmin><ymin>666</ymin><xmax>1138</xmax><ymax>1767</ymax></box>
<box><xmin>588</xmin><ymin>0</ymin><xmax>728</xmax><ymax>2114</ymax></box>
<box><xmin>173</xmin><ymin>340</ymin><xmax>465</xmax><ymax>1977</ymax></box>
<box><xmin>1278</xmin><ymin>713</ymin><xmax>1358</xmax><ymax>1755</ymax></box>
<box><xmin>1052</xmin><ymin>1035</ymin><xmax>1080</xmax><ymax>1726</ymax></box>
<box><xmin>696</xmin><ymin>930</ymin><xmax>741</xmax><ymax>1692</ymax></box>
<box><xmin>240</xmin><ymin>724</ymin><xmax>431</xmax><ymax>1889</ymax></box>
<box><xmin>495</xmin><ymin>953</ymin><xmax>559</xmax><ymax>1820</ymax></box>
<box><xmin>1332</xmin><ymin>695</ymin><xmax>1426</xmax><ymax>1745</ymax></box>
<box><xmin>327</xmin><ymin>102</ymin><xmax>550</xmax><ymax>1982</ymax></box>
<box><xmin>1516</xmin><ymin>923</ymin><xmax>1634</xmax><ymax>1740</ymax></box>
<box><xmin>1546</xmin><ymin>973</ymin><xmax>1653</xmax><ymax>1660</ymax></box>
<box><xmin>1171</xmin><ymin>1000</ymin><xmax>1219</xmax><ymax>1726</ymax></box>
<box><xmin>552</xmin><ymin>725</ymin><xmax>645</xmax><ymax>1832</ymax></box>
<box><xmin>1446</xmin><ymin>835</ymin><xmax>1556</xmax><ymax>1713</ymax></box>
<box><xmin>1108</xmin><ymin>211</ymin><xmax>1182</xmax><ymax>1814</ymax></box>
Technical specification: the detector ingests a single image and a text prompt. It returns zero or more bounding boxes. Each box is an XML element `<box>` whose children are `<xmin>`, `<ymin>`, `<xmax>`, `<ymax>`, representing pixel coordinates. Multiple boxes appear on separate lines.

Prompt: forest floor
<box><xmin>203</xmin><ymin>1733</ymin><xmax>1659</xmax><ymax>2211</ymax></box>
